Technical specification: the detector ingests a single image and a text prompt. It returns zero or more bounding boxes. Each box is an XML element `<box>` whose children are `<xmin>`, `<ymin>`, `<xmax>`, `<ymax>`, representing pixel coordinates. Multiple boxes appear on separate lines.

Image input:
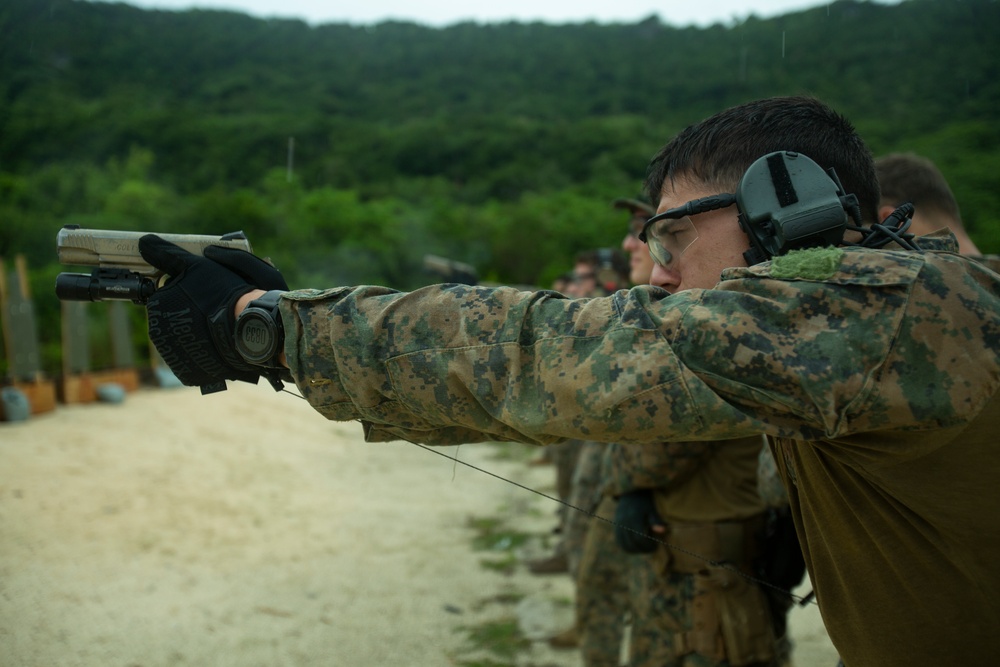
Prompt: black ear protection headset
<box><xmin>640</xmin><ymin>150</ymin><xmax>919</xmax><ymax>266</ymax></box>
<box><xmin>737</xmin><ymin>151</ymin><xmax>863</xmax><ymax>265</ymax></box>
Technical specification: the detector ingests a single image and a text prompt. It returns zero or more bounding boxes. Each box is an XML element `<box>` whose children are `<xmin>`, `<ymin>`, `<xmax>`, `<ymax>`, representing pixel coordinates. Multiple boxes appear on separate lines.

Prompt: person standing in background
<box><xmin>875</xmin><ymin>152</ymin><xmax>981</xmax><ymax>255</ymax></box>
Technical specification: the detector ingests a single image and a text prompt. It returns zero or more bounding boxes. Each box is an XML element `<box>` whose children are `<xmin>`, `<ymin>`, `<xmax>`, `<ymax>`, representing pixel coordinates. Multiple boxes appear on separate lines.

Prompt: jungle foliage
<box><xmin>1</xmin><ymin>0</ymin><xmax>998</xmax><ymax>374</ymax></box>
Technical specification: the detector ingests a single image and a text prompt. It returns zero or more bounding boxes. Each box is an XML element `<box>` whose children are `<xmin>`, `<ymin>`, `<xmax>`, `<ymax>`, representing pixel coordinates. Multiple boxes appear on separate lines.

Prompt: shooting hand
<box><xmin>202</xmin><ymin>243</ymin><xmax>289</xmax><ymax>292</ymax></box>
<box><xmin>138</xmin><ymin>234</ymin><xmax>288</xmax><ymax>392</ymax></box>
<box><xmin>614</xmin><ymin>489</ymin><xmax>666</xmax><ymax>553</ymax></box>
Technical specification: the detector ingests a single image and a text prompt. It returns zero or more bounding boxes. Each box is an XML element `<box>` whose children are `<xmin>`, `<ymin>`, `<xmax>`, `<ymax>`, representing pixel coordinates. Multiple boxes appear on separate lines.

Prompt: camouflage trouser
<box><xmin>551</xmin><ymin>439</ymin><xmax>585</xmax><ymax>503</ymax></box>
<box><xmin>576</xmin><ymin>494</ymin><xmax>629</xmax><ymax>667</ymax></box>
<box><xmin>564</xmin><ymin>441</ymin><xmax>608</xmax><ymax>576</ymax></box>
<box><xmin>548</xmin><ymin>439</ymin><xmax>585</xmax><ymax>549</ymax></box>
<box><xmin>628</xmin><ymin>557</ymin><xmax>779</xmax><ymax>667</ymax></box>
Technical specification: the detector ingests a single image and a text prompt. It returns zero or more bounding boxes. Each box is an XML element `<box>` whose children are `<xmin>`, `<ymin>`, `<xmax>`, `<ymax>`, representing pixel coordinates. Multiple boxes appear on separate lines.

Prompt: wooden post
<box><xmin>58</xmin><ymin>299</ymin><xmax>96</xmax><ymax>404</ymax></box>
<box><xmin>0</xmin><ymin>255</ymin><xmax>57</xmax><ymax>419</ymax></box>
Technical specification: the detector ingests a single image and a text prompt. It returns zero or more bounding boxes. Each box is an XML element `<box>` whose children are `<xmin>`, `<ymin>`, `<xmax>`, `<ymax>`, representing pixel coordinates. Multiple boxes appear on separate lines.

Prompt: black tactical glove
<box><xmin>138</xmin><ymin>234</ymin><xmax>289</xmax><ymax>394</ymax></box>
<box><xmin>614</xmin><ymin>489</ymin><xmax>666</xmax><ymax>553</ymax></box>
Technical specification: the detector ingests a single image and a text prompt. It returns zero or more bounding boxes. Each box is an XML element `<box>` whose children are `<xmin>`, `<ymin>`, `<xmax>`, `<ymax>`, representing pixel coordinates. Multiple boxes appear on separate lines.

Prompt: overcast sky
<box><xmin>111</xmin><ymin>0</ymin><xmax>901</xmax><ymax>28</ymax></box>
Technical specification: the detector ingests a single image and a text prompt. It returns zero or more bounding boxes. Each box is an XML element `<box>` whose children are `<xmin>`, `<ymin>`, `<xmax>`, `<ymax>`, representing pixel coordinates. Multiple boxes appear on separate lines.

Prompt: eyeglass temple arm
<box><xmin>670</xmin><ymin>193</ymin><xmax>737</xmax><ymax>217</ymax></box>
<box><xmin>639</xmin><ymin>193</ymin><xmax>737</xmax><ymax>242</ymax></box>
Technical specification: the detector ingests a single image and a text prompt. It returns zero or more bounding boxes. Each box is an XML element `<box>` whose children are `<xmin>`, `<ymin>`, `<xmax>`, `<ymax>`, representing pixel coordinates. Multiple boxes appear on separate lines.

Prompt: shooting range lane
<box><xmin>0</xmin><ymin>382</ymin><xmax>836</xmax><ymax>665</ymax></box>
<box><xmin>0</xmin><ymin>383</ymin><xmax>579</xmax><ymax>665</ymax></box>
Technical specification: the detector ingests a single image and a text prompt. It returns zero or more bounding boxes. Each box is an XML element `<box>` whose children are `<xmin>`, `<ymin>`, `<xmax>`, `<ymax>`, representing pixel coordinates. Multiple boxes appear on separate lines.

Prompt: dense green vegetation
<box><xmin>1</xmin><ymin>0</ymin><xmax>998</xmax><ymax>375</ymax></box>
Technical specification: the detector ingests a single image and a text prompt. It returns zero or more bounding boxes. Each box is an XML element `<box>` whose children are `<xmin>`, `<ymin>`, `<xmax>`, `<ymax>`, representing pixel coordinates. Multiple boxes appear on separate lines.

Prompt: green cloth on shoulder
<box><xmin>769</xmin><ymin>247</ymin><xmax>844</xmax><ymax>280</ymax></box>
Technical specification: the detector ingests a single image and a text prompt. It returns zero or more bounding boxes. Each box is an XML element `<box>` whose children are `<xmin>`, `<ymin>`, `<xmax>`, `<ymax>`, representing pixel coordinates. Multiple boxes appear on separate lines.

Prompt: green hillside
<box><xmin>1</xmin><ymin>0</ymin><xmax>998</xmax><ymax>373</ymax></box>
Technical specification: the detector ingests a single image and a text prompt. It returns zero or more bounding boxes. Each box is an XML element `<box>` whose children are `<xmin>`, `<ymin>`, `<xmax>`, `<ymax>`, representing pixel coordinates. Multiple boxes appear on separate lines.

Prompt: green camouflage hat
<box><xmin>612</xmin><ymin>197</ymin><xmax>655</xmax><ymax>217</ymax></box>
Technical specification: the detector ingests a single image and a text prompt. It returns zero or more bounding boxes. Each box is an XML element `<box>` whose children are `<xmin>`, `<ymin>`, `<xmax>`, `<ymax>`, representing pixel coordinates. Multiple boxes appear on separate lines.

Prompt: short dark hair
<box><xmin>644</xmin><ymin>96</ymin><xmax>880</xmax><ymax>224</ymax></box>
<box><xmin>875</xmin><ymin>152</ymin><xmax>961</xmax><ymax>223</ymax></box>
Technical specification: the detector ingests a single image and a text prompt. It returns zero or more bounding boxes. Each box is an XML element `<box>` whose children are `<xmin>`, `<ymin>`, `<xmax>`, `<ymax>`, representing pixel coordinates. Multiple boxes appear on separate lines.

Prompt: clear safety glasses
<box><xmin>638</xmin><ymin>193</ymin><xmax>737</xmax><ymax>267</ymax></box>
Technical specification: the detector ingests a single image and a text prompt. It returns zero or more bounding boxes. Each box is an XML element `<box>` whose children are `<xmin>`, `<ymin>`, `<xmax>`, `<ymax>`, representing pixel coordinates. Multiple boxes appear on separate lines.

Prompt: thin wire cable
<box><xmin>410</xmin><ymin>441</ymin><xmax>816</xmax><ymax>607</ymax></box>
<box><xmin>282</xmin><ymin>387</ymin><xmax>814</xmax><ymax>606</ymax></box>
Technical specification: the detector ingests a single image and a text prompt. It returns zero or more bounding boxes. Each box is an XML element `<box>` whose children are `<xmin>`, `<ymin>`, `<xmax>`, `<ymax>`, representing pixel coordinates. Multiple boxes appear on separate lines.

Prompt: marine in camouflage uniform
<box><xmin>272</xmin><ymin>229</ymin><xmax>1000</xmax><ymax>667</ymax></box>
<box><xmin>139</xmin><ymin>96</ymin><xmax>1000</xmax><ymax>667</ymax></box>
<box><xmin>875</xmin><ymin>151</ymin><xmax>982</xmax><ymax>257</ymax></box>
<box><xmin>571</xmin><ymin>211</ymin><xmax>661</xmax><ymax>666</ymax></box>
<box><xmin>572</xmin><ymin>447</ymin><xmax>629</xmax><ymax>666</ymax></box>
<box><xmin>558</xmin><ymin>250</ymin><xmax>633</xmax><ymax>662</ymax></box>
<box><xmin>560</xmin><ymin>250</ymin><xmax>631</xmax><ymax>580</ymax></box>
<box><xmin>602</xmin><ymin>435</ymin><xmax>777</xmax><ymax>667</ymax></box>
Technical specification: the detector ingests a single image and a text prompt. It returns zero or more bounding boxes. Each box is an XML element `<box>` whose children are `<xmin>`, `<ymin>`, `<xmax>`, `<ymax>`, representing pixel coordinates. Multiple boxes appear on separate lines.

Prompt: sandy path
<box><xmin>0</xmin><ymin>382</ymin><xmax>837</xmax><ymax>666</ymax></box>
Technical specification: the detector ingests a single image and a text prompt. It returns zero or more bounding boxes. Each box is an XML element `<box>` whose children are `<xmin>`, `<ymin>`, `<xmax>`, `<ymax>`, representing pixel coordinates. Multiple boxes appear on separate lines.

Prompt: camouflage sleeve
<box><xmin>973</xmin><ymin>254</ymin><xmax>1000</xmax><ymax>274</ymax></box>
<box><xmin>603</xmin><ymin>440</ymin><xmax>718</xmax><ymax>497</ymax></box>
<box><xmin>280</xmin><ymin>281</ymin><xmax>763</xmax><ymax>446</ymax></box>
<box><xmin>278</xmin><ymin>246</ymin><xmax>998</xmax><ymax>449</ymax></box>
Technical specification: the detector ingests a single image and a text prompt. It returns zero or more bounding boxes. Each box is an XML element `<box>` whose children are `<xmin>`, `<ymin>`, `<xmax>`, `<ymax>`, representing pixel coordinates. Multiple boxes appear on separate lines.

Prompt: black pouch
<box><xmin>755</xmin><ymin>506</ymin><xmax>806</xmax><ymax>592</ymax></box>
<box><xmin>754</xmin><ymin>506</ymin><xmax>807</xmax><ymax>640</ymax></box>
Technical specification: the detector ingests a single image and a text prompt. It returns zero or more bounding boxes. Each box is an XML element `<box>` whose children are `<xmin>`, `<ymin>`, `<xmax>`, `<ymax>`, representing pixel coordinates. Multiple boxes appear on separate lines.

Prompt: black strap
<box><xmin>767</xmin><ymin>153</ymin><xmax>799</xmax><ymax>208</ymax></box>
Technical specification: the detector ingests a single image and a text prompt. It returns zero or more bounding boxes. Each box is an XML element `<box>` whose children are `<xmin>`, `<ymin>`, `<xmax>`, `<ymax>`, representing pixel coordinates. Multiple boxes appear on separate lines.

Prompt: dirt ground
<box><xmin>0</xmin><ymin>381</ymin><xmax>839</xmax><ymax>666</ymax></box>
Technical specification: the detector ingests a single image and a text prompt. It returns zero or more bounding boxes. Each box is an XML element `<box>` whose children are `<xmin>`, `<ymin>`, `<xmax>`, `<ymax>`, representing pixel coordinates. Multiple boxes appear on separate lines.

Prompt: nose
<box><xmin>649</xmin><ymin>262</ymin><xmax>674</xmax><ymax>290</ymax></box>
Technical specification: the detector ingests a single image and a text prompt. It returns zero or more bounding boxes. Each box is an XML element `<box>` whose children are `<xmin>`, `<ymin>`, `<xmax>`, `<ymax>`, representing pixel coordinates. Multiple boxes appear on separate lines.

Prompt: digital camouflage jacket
<box><xmin>279</xmin><ymin>235</ymin><xmax>1000</xmax><ymax>667</ymax></box>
